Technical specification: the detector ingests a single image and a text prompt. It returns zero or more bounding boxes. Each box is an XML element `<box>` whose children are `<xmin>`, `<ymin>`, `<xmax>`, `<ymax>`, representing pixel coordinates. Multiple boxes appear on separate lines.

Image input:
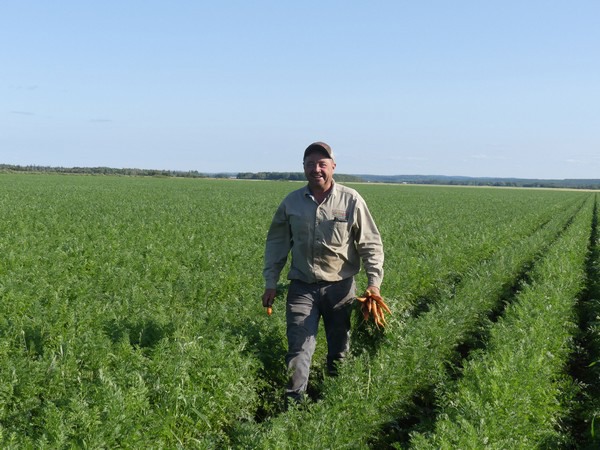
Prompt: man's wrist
<box><xmin>367</xmin><ymin>279</ymin><xmax>382</xmax><ymax>290</ymax></box>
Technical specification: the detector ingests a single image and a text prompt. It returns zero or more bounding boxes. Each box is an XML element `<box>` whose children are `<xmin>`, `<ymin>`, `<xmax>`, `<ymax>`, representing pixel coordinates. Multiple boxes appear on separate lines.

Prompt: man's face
<box><xmin>303</xmin><ymin>151</ymin><xmax>336</xmax><ymax>192</ymax></box>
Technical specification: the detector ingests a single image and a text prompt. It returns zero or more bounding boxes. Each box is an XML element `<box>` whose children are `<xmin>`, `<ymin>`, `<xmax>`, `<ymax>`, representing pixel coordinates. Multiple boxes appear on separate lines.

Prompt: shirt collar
<box><xmin>304</xmin><ymin>180</ymin><xmax>337</xmax><ymax>199</ymax></box>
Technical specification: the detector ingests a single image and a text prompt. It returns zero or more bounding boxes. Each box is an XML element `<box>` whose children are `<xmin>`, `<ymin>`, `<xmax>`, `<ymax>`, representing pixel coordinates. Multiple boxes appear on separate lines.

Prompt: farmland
<box><xmin>0</xmin><ymin>173</ymin><xmax>598</xmax><ymax>448</ymax></box>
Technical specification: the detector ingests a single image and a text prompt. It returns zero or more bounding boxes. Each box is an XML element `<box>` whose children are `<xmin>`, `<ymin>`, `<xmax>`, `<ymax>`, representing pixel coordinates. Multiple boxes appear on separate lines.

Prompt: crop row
<box><xmin>360</xmin><ymin>184</ymin><xmax>583</xmax><ymax>313</ymax></box>
<box><xmin>571</xmin><ymin>196</ymin><xmax>600</xmax><ymax>448</ymax></box>
<box><xmin>411</xmin><ymin>194</ymin><xmax>594</xmax><ymax>448</ymax></box>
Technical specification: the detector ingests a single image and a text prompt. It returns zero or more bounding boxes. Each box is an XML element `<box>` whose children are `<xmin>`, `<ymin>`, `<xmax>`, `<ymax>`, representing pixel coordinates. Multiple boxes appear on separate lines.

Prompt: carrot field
<box><xmin>0</xmin><ymin>173</ymin><xmax>598</xmax><ymax>448</ymax></box>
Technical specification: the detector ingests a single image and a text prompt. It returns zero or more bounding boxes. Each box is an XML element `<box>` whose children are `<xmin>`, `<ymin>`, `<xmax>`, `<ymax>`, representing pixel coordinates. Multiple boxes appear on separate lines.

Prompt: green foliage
<box><xmin>411</xmin><ymin>195</ymin><xmax>594</xmax><ymax>448</ymax></box>
<box><xmin>0</xmin><ymin>174</ymin><xmax>596</xmax><ymax>447</ymax></box>
<box><xmin>243</xmin><ymin>191</ymin><xmax>584</xmax><ymax>448</ymax></box>
<box><xmin>0</xmin><ymin>175</ymin><xmax>282</xmax><ymax>447</ymax></box>
<box><xmin>570</xmin><ymin>195</ymin><xmax>600</xmax><ymax>448</ymax></box>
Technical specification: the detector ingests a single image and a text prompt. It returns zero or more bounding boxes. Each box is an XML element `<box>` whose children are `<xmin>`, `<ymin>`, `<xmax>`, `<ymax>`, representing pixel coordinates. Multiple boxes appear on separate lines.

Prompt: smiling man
<box><xmin>262</xmin><ymin>141</ymin><xmax>384</xmax><ymax>405</ymax></box>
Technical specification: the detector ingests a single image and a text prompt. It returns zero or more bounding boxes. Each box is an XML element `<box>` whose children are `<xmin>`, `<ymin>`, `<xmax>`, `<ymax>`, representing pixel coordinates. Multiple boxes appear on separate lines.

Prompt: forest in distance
<box><xmin>2</xmin><ymin>163</ymin><xmax>599</xmax><ymax>189</ymax></box>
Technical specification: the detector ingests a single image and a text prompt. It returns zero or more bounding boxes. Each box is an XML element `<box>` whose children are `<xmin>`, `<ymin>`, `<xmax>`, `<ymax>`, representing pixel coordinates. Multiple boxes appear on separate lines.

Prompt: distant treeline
<box><xmin>1</xmin><ymin>164</ymin><xmax>598</xmax><ymax>189</ymax></box>
<box><xmin>358</xmin><ymin>174</ymin><xmax>600</xmax><ymax>190</ymax></box>
<box><xmin>0</xmin><ymin>165</ymin><xmax>363</xmax><ymax>182</ymax></box>
<box><xmin>0</xmin><ymin>164</ymin><xmax>231</xmax><ymax>179</ymax></box>
<box><xmin>236</xmin><ymin>172</ymin><xmax>364</xmax><ymax>182</ymax></box>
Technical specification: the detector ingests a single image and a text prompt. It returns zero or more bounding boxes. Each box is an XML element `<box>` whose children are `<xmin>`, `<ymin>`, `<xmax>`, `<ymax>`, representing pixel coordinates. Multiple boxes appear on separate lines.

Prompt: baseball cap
<box><xmin>303</xmin><ymin>142</ymin><xmax>334</xmax><ymax>161</ymax></box>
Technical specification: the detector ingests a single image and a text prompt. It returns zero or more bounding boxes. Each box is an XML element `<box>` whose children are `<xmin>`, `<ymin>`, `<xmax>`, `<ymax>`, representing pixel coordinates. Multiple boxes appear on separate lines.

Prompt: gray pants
<box><xmin>285</xmin><ymin>278</ymin><xmax>356</xmax><ymax>401</ymax></box>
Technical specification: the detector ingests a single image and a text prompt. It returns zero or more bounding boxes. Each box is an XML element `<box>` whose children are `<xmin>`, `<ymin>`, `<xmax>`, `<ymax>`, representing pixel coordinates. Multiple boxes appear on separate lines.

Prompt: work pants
<box><xmin>285</xmin><ymin>277</ymin><xmax>355</xmax><ymax>402</ymax></box>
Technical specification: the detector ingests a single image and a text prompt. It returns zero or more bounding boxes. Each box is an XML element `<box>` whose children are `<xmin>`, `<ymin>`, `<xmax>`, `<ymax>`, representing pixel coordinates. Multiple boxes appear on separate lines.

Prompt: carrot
<box><xmin>372</xmin><ymin>295</ymin><xmax>392</xmax><ymax>315</ymax></box>
<box><xmin>355</xmin><ymin>290</ymin><xmax>392</xmax><ymax>327</ymax></box>
<box><xmin>371</xmin><ymin>303</ymin><xmax>383</xmax><ymax>328</ymax></box>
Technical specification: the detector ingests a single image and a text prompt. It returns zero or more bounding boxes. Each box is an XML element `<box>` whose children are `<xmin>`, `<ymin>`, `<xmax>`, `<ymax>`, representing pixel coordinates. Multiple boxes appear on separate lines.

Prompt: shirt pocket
<box><xmin>328</xmin><ymin>217</ymin><xmax>350</xmax><ymax>246</ymax></box>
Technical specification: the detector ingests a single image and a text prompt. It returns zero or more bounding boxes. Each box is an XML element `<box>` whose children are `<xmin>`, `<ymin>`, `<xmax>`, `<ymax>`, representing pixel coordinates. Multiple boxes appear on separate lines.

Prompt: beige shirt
<box><xmin>263</xmin><ymin>181</ymin><xmax>384</xmax><ymax>289</ymax></box>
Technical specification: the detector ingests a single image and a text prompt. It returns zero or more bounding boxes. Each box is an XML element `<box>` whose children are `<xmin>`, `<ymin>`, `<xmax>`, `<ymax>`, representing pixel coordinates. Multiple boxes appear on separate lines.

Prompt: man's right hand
<box><xmin>262</xmin><ymin>288</ymin><xmax>277</xmax><ymax>307</ymax></box>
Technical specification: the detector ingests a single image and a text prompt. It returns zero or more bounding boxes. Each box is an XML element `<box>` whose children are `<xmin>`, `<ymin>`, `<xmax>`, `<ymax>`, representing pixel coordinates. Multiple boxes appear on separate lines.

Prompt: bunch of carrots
<box><xmin>356</xmin><ymin>289</ymin><xmax>392</xmax><ymax>327</ymax></box>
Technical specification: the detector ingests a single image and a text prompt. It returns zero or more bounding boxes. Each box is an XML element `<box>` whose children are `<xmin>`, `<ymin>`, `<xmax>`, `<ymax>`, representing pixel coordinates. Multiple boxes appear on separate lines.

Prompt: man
<box><xmin>262</xmin><ymin>141</ymin><xmax>384</xmax><ymax>403</ymax></box>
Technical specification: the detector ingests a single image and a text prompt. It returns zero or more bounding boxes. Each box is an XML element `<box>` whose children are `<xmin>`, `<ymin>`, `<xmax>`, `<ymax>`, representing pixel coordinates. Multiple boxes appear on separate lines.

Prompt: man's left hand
<box><xmin>366</xmin><ymin>285</ymin><xmax>380</xmax><ymax>296</ymax></box>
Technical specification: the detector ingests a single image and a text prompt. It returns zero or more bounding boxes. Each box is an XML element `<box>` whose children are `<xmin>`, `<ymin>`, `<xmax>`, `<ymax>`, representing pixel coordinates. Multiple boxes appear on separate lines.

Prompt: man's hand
<box><xmin>262</xmin><ymin>288</ymin><xmax>277</xmax><ymax>307</ymax></box>
<box><xmin>366</xmin><ymin>285</ymin><xmax>380</xmax><ymax>296</ymax></box>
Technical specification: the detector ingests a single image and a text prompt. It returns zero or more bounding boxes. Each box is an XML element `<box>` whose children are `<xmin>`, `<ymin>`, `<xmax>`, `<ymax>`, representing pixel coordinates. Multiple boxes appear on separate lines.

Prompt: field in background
<box><xmin>0</xmin><ymin>174</ymin><xmax>598</xmax><ymax>448</ymax></box>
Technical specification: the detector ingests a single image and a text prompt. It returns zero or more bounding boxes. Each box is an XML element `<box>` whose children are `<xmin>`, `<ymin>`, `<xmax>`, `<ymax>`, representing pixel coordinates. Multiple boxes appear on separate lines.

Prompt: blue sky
<box><xmin>2</xmin><ymin>1</ymin><xmax>598</xmax><ymax>178</ymax></box>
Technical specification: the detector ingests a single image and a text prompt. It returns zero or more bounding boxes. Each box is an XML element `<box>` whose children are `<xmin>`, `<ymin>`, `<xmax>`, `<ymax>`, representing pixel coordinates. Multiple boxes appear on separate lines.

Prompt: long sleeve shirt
<box><xmin>263</xmin><ymin>181</ymin><xmax>384</xmax><ymax>290</ymax></box>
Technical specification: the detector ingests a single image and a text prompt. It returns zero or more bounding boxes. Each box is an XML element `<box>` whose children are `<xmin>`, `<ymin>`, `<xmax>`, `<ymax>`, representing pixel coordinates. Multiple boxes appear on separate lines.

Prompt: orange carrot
<box><xmin>356</xmin><ymin>290</ymin><xmax>392</xmax><ymax>327</ymax></box>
